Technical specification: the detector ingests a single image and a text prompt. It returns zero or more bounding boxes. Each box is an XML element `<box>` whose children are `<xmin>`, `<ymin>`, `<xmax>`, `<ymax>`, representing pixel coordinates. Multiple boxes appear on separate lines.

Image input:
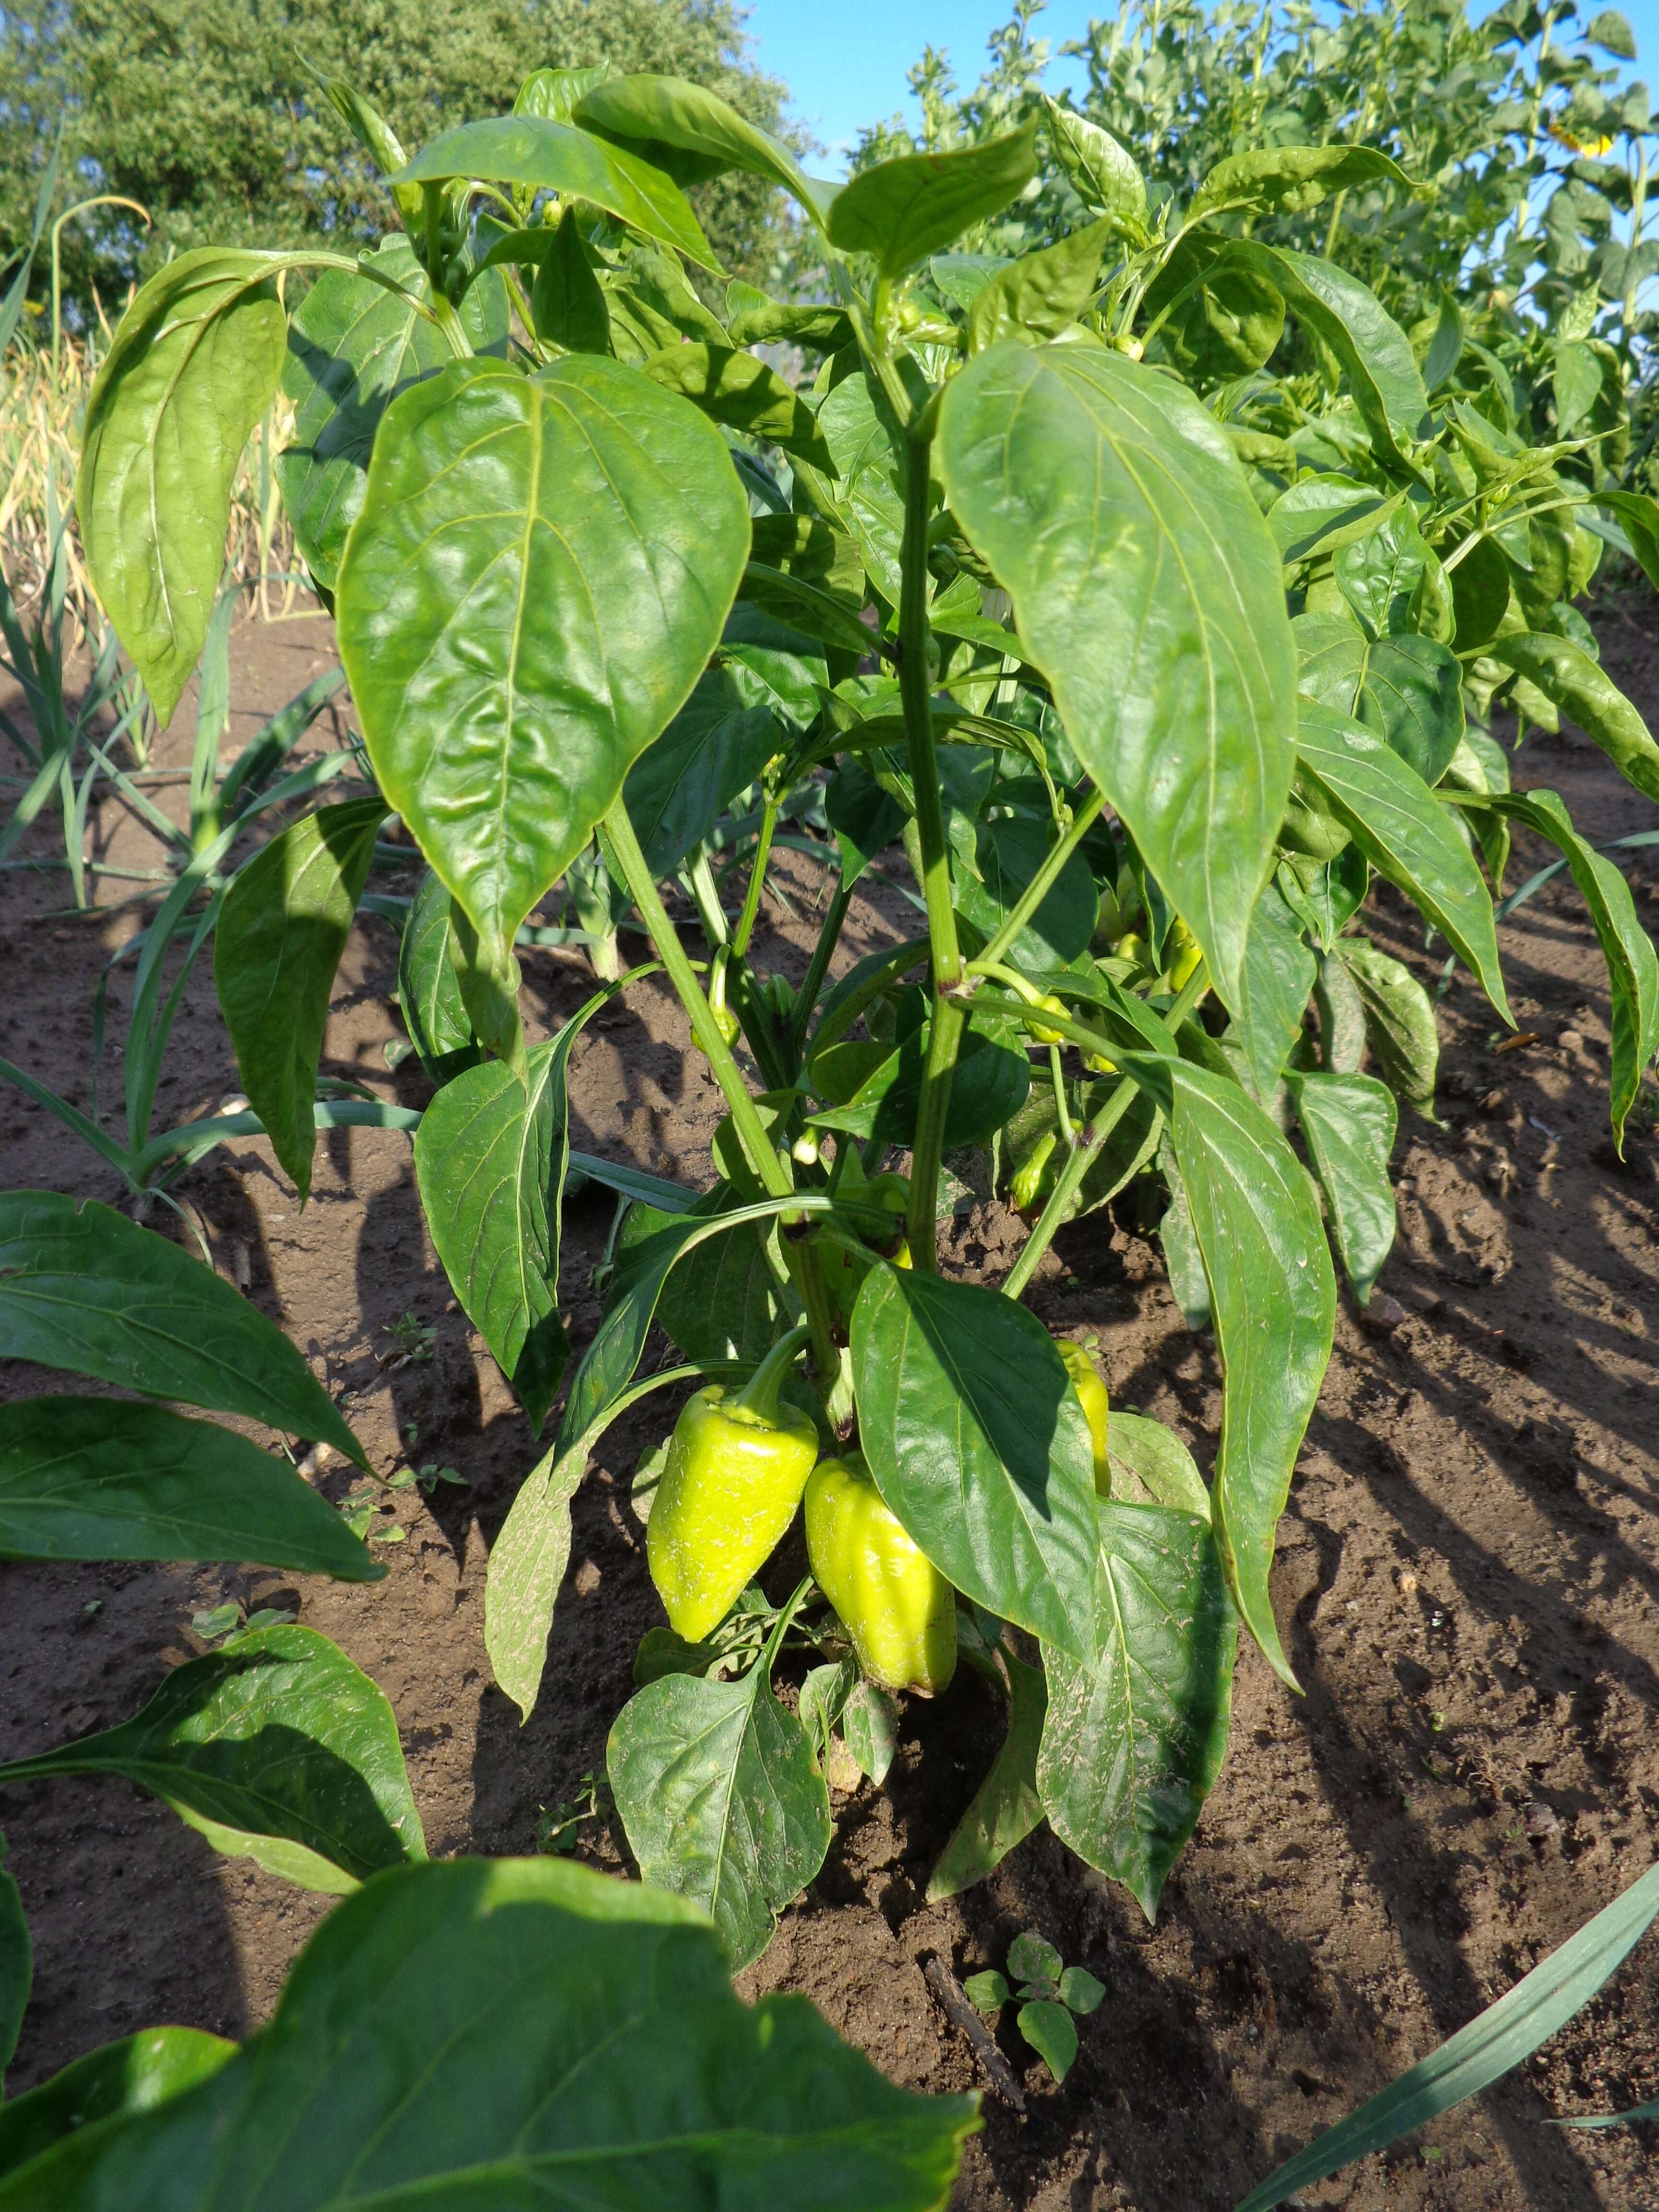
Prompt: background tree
<box><xmin>0</xmin><ymin>0</ymin><xmax>793</xmax><ymax>312</ymax></box>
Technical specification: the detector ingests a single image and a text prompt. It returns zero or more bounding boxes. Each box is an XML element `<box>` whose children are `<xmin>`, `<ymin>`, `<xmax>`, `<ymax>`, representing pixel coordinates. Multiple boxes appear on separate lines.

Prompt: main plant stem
<box><xmin>896</xmin><ymin>418</ymin><xmax>965</xmax><ymax>1272</ymax></box>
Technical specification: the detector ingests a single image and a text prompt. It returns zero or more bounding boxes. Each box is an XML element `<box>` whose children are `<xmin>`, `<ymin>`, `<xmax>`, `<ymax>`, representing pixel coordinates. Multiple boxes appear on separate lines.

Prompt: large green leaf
<box><xmin>1107</xmin><ymin>1412</ymin><xmax>1212</xmax><ymax>1520</ymax></box>
<box><xmin>0</xmin><ymin>1626</ymin><xmax>423</xmax><ymax>1894</ymax></box>
<box><xmin>276</xmin><ymin>236</ymin><xmax>508</xmax><ymax>591</ymax></box>
<box><xmin>850</xmin><ymin>1268</ymin><xmax>1099</xmax><ymax>1661</ymax></box>
<box><xmin>1119</xmin><ymin>1057</ymin><xmax>1334</xmax><ymax>1686</ymax></box>
<box><xmin>1037</xmin><ymin>1501</ymin><xmax>1237</xmax><ymax>1919</ymax></box>
<box><xmin>1040</xmin><ymin>96</ymin><xmax>1146</xmax><ymax>223</ymax></box>
<box><xmin>622</xmin><ymin>1192</ymin><xmax>792</xmax><ymax>1365</ymax></box>
<box><xmin>0</xmin><ymin>2029</ymin><xmax>233</xmax><ymax>2181</ymax></box>
<box><xmin>938</xmin><ymin>341</ymin><xmax>1295</xmax><ymax>1011</ymax></box>
<box><xmin>1491</xmin><ymin>629</ymin><xmax>1659</xmax><ymax>805</ymax></box>
<box><xmin>0</xmin><ymin>1397</ymin><xmax>380</xmax><ymax>1579</ymax></box>
<box><xmin>485</xmin><ymin>1432</ymin><xmax>589</xmax><ymax>1726</ymax></box>
<box><xmin>965</xmin><ymin>219</ymin><xmax>1115</xmax><ymax>353</ymax></box>
<box><xmin>827</xmin><ymin>125</ymin><xmax>1038</xmax><ymax>275</ymax></box>
<box><xmin>926</xmin><ymin>1647</ymin><xmax>1047</xmax><ymax>1901</ymax></box>
<box><xmin>1295</xmin><ymin>613</ymin><xmax>1464</xmax><ymax>788</ymax></box>
<box><xmin>337</xmin><ymin>355</ymin><xmax>749</xmax><ymax>963</ymax></box>
<box><xmin>214</xmin><ymin>797</ymin><xmax>385</xmax><ymax>1203</ymax></box>
<box><xmin>1335</xmin><ymin>937</ymin><xmax>1440</xmax><ymax>1116</ymax></box>
<box><xmin>641</xmin><ymin>343</ymin><xmax>832</xmax><ymax>468</ymax></box>
<box><xmin>956</xmin><ymin>814</ymin><xmax>1097</xmax><ymax>967</ymax></box>
<box><xmin>397</xmin><ymin>868</ymin><xmax>480</xmax><ymax>1082</ymax></box>
<box><xmin>1226</xmin><ymin>242</ymin><xmax>1429</xmax><ymax>461</ymax></box>
<box><xmin>575</xmin><ymin>73</ymin><xmax>834</xmax><ymax>227</ymax></box>
<box><xmin>0</xmin><ymin>1859</ymin><xmax>976</xmax><ymax>2210</ymax></box>
<box><xmin>393</xmin><ymin>116</ymin><xmax>719</xmax><ymax>269</ymax></box>
<box><xmin>1475</xmin><ymin>788</ymin><xmax>1659</xmax><ymax>1147</ymax></box>
<box><xmin>623</xmin><ymin>670</ymin><xmax>780</xmax><ymax>878</ymax></box>
<box><xmin>78</xmin><ymin>249</ymin><xmax>304</xmax><ymax>724</ymax></box>
<box><xmin>0</xmin><ymin>1862</ymin><xmax>25</xmax><ymax>2089</ymax></box>
<box><xmin>1288</xmin><ymin>1071</ymin><xmax>1398</xmax><ymax>1306</ymax></box>
<box><xmin>1191</xmin><ymin>144</ymin><xmax>1409</xmax><ymax>221</ymax></box>
<box><xmin>1295</xmin><ymin>704</ymin><xmax>1510</xmax><ymax>1019</ymax></box>
<box><xmin>1232</xmin><ymin>880</ymin><xmax>1317</xmax><ymax>1101</ymax></box>
<box><xmin>0</xmin><ymin>1193</ymin><xmax>365</xmax><ymax>1467</ymax></box>
<box><xmin>608</xmin><ymin>1613</ymin><xmax>833</xmax><ymax>1969</ymax></box>
<box><xmin>1142</xmin><ymin>236</ymin><xmax>1286</xmax><ymax>381</ymax></box>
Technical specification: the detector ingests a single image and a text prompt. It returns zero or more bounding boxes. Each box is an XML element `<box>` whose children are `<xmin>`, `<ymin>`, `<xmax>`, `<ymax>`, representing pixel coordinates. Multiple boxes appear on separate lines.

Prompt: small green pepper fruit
<box><xmin>1165</xmin><ymin>919</ymin><xmax>1203</xmax><ymax>991</ymax></box>
<box><xmin>707</xmin><ymin>945</ymin><xmax>741</xmax><ymax>1047</ymax></box>
<box><xmin>647</xmin><ymin>1327</ymin><xmax>819</xmax><ymax>1641</ymax></box>
<box><xmin>805</xmin><ymin>1455</ymin><xmax>956</xmax><ymax>1695</ymax></box>
<box><xmin>1010</xmin><ymin>1128</ymin><xmax>1059</xmax><ymax>1212</ymax></box>
<box><xmin>1027</xmin><ymin>992</ymin><xmax>1070</xmax><ymax>1046</ymax></box>
<box><xmin>1057</xmin><ymin>1338</ymin><xmax>1110</xmax><ymax>1493</ymax></box>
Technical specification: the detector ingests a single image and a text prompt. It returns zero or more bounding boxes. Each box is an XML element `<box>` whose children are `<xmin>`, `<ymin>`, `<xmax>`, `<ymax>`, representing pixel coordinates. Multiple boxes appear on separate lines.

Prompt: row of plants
<box><xmin>4</xmin><ymin>30</ymin><xmax>1659</xmax><ymax>2207</ymax></box>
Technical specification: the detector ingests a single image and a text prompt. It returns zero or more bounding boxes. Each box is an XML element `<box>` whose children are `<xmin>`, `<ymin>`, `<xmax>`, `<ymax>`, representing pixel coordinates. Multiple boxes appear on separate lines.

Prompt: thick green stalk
<box><xmin>975</xmin><ymin>788</ymin><xmax>1106</xmax><ymax>970</ymax></box>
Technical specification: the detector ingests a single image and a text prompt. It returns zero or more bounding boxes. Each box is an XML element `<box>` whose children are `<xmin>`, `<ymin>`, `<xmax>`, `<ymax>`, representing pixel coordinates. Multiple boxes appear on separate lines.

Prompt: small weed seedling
<box><xmin>966</xmin><ymin>1931</ymin><xmax>1105</xmax><ymax>2085</ymax></box>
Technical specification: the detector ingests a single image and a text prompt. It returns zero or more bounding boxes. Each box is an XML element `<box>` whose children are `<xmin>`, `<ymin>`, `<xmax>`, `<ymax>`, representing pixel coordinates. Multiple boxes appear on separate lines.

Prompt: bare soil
<box><xmin>4</xmin><ymin>592</ymin><xmax>1659</xmax><ymax>2211</ymax></box>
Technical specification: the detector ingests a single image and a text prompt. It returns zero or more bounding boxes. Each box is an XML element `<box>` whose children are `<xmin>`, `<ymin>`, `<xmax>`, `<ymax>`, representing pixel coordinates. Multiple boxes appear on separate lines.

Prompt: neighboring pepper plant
<box><xmin>965</xmin><ymin>1929</ymin><xmax>1106</xmax><ymax>2086</ymax></box>
<box><xmin>73</xmin><ymin>61</ymin><xmax>1659</xmax><ymax>1969</ymax></box>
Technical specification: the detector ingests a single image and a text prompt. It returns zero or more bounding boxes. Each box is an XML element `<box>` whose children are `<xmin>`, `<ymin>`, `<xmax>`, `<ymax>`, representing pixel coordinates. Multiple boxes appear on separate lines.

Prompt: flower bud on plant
<box><xmin>805</xmin><ymin>1455</ymin><xmax>956</xmax><ymax>1695</ymax></box>
<box><xmin>707</xmin><ymin>946</ymin><xmax>741</xmax><ymax>1047</ymax></box>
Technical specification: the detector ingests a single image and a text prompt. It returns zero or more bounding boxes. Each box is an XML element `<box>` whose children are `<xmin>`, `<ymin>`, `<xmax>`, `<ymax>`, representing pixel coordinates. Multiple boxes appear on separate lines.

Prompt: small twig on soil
<box><xmin>921</xmin><ymin>1954</ymin><xmax>1027</xmax><ymax>2113</ymax></box>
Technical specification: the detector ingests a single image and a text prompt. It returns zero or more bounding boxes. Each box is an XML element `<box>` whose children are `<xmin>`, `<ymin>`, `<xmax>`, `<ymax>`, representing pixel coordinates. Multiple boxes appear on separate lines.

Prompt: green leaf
<box><xmin>0</xmin><ymin>2029</ymin><xmax>233</xmax><ymax>2180</ymax></box>
<box><xmin>963</xmin><ymin>1970</ymin><xmax>1011</xmax><ymax>2015</ymax></box>
<box><xmin>1119</xmin><ymin>1058</ymin><xmax>1334</xmax><ymax>1685</ymax></box>
<box><xmin>938</xmin><ymin>342</ymin><xmax>1295</xmax><ymax>1012</ymax></box>
<box><xmin>1586</xmin><ymin>9</ymin><xmax>1638</xmax><ymax>59</ymax></box>
<box><xmin>926</xmin><ymin>1647</ymin><xmax>1047</xmax><ymax>1901</ymax></box>
<box><xmin>1335</xmin><ymin>938</ymin><xmax>1440</xmax><ymax>1116</ymax></box>
<box><xmin>1295</xmin><ymin>704</ymin><xmax>1510</xmax><ymax>1019</ymax></box>
<box><xmin>397</xmin><ymin>869</ymin><xmax>480</xmax><ymax>1082</ymax></box>
<box><xmin>0</xmin><ymin>1858</ymin><xmax>977</xmax><ymax>2209</ymax></box>
<box><xmin>78</xmin><ymin>249</ymin><xmax>300</xmax><ymax>725</ymax></box>
<box><xmin>850</xmin><ymin>1268</ymin><xmax>1099</xmax><ymax>1661</ymax></box>
<box><xmin>966</xmin><ymin>219</ymin><xmax>1115</xmax><ymax>353</ymax></box>
<box><xmin>812</xmin><ymin>1016</ymin><xmax>1032</xmax><ymax>1153</ymax></box>
<box><xmin>1226</xmin><ymin>243</ymin><xmax>1429</xmax><ymax>462</ymax></box>
<box><xmin>1059</xmin><ymin>1966</ymin><xmax>1105</xmax><ymax>2015</ymax></box>
<box><xmin>624</xmin><ymin>672</ymin><xmax>781</xmax><ymax>878</ymax></box>
<box><xmin>0</xmin><ymin>1862</ymin><xmax>26</xmax><ymax>2087</ymax></box>
<box><xmin>484</xmin><ymin>1433</ymin><xmax>589</xmax><ymax>1726</ymax></box>
<box><xmin>214</xmin><ymin>797</ymin><xmax>385</xmax><ymax>1203</ymax></box>
<box><xmin>1233</xmin><ymin>880</ymin><xmax>1317</xmax><ymax>1102</ymax></box>
<box><xmin>1449</xmin><ymin>532</ymin><xmax>1513</xmax><ymax>652</ymax></box>
<box><xmin>1295</xmin><ymin>614</ymin><xmax>1464</xmax><ymax>788</ymax></box>
<box><xmin>1036</xmin><ymin>1500</ymin><xmax>1237</xmax><ymax>1919</ymax></box>
<box><xmin>1235</xmin><ymin>1859</ymin><xmax>1659</xmax><ymax>2212</ymax></box>
<box><xmin>276</xmin><ymin>236</ymin><xmax>508</xmax><ymax>591</ymax></box>
<box><xmin>1288</xmin><ymin>1072</ymin><xmax>1398</xmax><ymax>1305</ymax></box>
<box><xmin>1592</xmin><ymin>488</ymin><xmax>1659</xmax><ymax>593</ymax></box>
<box><xmin>641</xmin><ymin>342</ymin><xmax>832</xmax><ymax>467</ymax></box>
<box><xmin>1106</xmin><ymin>1411</ymin><xmax>1211</xmax><ymax>1521</ymax></box>
<box><xmin>956</xmin><ymin>814</ymin><xmax>1097</xmax><ymax>967</ymax></box>
<box><xmin>1144</xmin><ymin>237</ymin><xmax>1285</xmax><ymax>381</ymax></box>
<box><xmin>0</xmin><ymin>1192</ymin><xmax>365</xmax><ymax>1468</ymax></box>
<box><xmin>608</xmin><ymin>1615</ymin><xmax>832</xmax><ymax>1968</ymax></box>
<box><xmin>827</xmin><ymin>124</ymin><xmax>1039</xmax><ymax>276</ymax></box>
<box><xmin>1192</xmin><ymin>144</ymin><xmax>1409</xmax><ymax>221</ymax></box>
<box><xmin>841</xmin><ymin>1682</ymin><xmax>898</xmax><ymax>1785</ymax></box>
<box><xmin>575</xmin><ymin>73</ymin><xmax>833</xmax><ymax>228</ymax></box>
<box><xmin>337</xmin><ymin>355</ymin><xmax>749</xmax><ymax>960</ymax></box>
<box><xmin>1490</xmin><ymin>629</ymin><xmax>1659</xmax><ymax>806</ymax></box>
<box><xmin>1016</xmin><ymin>2000</ymin><xmax>1077</xmax><ymax>2083</ymax></box>
<box><xmin>393</xmin><ymin>116</ymin><xmax>719</xmax><ymax>270</ymax></box>
<box><xmin>1475</xmin><ymin>789</ymin><xmax>1659</xmax><ymax>1147</ymax></box>
<box><xmin>529</xmin><ymin>206</ymin><xmax>612</xmax><ymax>353</ymax></box>
<box><xmin>1039</xmin><ymin>97</ymin><xmax>1145</xmax><ymax>223</ymax></box>
<box><xmin>514</xmin><ymin>63</ymin><xmax>612</xmax><ymax>121</ymax></box>
<box><xmin>0</xmin><ymin>1397</ymin><xmax>381</xmax><ymax>1579</ymax></box>
<box><xmin>1268</xmin><ymin>475</ymin><xmax>1399</xmax><ymax>566</ymax></box>
<box><xmin>0</xmin><ymin>1625</ymin><xmax>423</xmax><ymax>1894</ymax></box>
<box><xmin>1007</xmin><ymin>1932</ymin><xmax>1062</xmax><ymax>1989</ymax></box>
<box><xmin>1332</xmin><ymin>508</ymin><xmax>1451</xmax><ymax>644</ymax></box>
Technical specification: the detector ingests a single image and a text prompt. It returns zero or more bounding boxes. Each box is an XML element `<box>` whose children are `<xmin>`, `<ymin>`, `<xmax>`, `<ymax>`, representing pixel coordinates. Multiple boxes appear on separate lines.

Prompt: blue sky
<box><xmin>739</xmin><ymin>0</ymin><xmax>1659</xmax><ymax>173</ymax></box>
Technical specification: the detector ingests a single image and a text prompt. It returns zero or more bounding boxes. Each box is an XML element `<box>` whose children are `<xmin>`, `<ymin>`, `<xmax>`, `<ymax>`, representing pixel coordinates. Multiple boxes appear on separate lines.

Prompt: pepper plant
<box><xmin>70</xmin><ymin>63</ymin><xmax>1659</xmax><ymax>1968</ymax></box>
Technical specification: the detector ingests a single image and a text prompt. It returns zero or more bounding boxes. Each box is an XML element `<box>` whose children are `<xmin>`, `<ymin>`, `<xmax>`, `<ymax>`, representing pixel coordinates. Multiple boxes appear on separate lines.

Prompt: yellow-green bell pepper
<box><xmin>805</xmin><ymin>1455</ymin><xmax>956</xmax><ymax>1695</ymax></box>
<box><xmin>647</xmin><ymin>1327</ymin><xmax>818</xmax><ymax>1641</ymax></box>
<box><xmin>1057</xmin><ymin>1338</ymin><xmax>1110</xmax><ymax>1493</ymax></box>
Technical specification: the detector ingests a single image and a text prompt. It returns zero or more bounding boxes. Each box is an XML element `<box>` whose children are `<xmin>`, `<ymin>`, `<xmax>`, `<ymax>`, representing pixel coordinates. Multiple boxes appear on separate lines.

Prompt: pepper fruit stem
<box><xmin>733</xmin><ymin>1323</ymin><xmax>812</xmax><ymax>1421</ymax></box>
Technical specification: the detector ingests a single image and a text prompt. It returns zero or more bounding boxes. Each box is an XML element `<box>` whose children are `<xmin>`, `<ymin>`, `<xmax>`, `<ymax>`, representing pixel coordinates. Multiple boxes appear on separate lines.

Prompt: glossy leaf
<box><xmin>393</xmin><ymin>117</ymin><xmax>718</xmax><ymax>269</ymax></box>
<box><xmin>277</xmin><ymin>236</ymin><xmax>508</xmax><ymax>590</ymax></box>
<box><xmin>1120</xmin><ymin>1057</ymin><xmax>1334</xmax><ymax>1686</ymax></box>
<box><xmin>1233</xmin><ymin>880</ymin><xmax>1317</xmax><ymax>1101</ymax></box>
<box><xmin>1192</xmin><ymin>144</ymin><xmax>1408</xmax><ymax>220</ymax></box>
<box><xmin>0</xmin><ymin>1397</ymin><xmax>381</xmax><ymax>1579</ymax></box>
<box><xmin>397</xmin><ymin>869</ymin><xmax>480</xmax><ymax>1082</ymax></box>
<box><xmin>1106</xmin><ymin>1411</ymin><xmax>1211</xmax><ymax>1521</ymax></box>
<box><xmin>0</xmin><ymin>1858</ymin><xmax>976</xmax><ymax>2210</ymax></box>
<box><xmin>926</xmin><ymin>1647</ymin><xmax>1047</xmax><ymax>1901</ymax></box>
<box><xmin>641</xmin><ymin>343</ymin><xmax>832</xmax><ymax>468</ymax></box>
<box><xmin>1288</xmin><ymin>1072</ymin><xmax>1398</xmax><ymax>1306</ymax></box>
<box><xmin>0</xmin><ymin>1192</ymin><xmax>365</xmax><ymax>1467</ymax></box>
<box><xmin>1295</xmin><ymin>704</ymin><xmax>1510</xmax><ymax>1020</ymax></box>
<box><xmin>1144</xmin><ymin>237</ymin><xmax>1286</xmax><ymax>381</ymax></box>
<box><xmin>514</xmin><ymin>63</ymin><xmax>611</xmax><ymax>120</ymax></box>
<box><xmin>828</xmin><ymin>124</ymin><xmax>1038</xmax><ymax>276</ymax></box>
<box><xmin>966</xmin><ymin>219</ymin><xmax>1114</xmax><ymax>353</ymax></box>
<box><xmin>0</xmin><ymin>2030</ymin><xmax>233</xmax><ymax>2182</ymax></box>
<box><xmin>938</xmin><ymin>340</ymin><xmax>1295</xmax><ymax>1011</ymax></box>
<box><xmin>1037</xmin><ymin>1501</ymin><xmax>1238</xmax><ymax>1920</ymax></box>
<box><xmin>813</xmin><ymin>1016</ymin><xmax>1032</xmax><ymax>1156</ymax></box>
<box><xmin>0</xmin><ymin>1625</ymin><xmax>423</xmax><ymax>1894</ymax></box>
<box><xmin>1294</xmin><ymin>613</ymin><xmax>1465</xmax><ymax>787</ymax></box>
<box><xmin>337</xmin><ymin>355</ymin><xmax>749</xmax><ymax>960</ymax></box>
<box><xmin>1335</xmin><ymin>938</ymin><xmax>1440</xmax><ymax>1116</ymax></box>
<box><xmin>1226</xmin><ymin>243</ymin><xmax>1428</xmax><ymax>461</ymax></box>
<box><xmin>1593</xmin><ymin>487</ymin><xmax>1659</xmax><ymax>594</ymax></box>
<box><xmin>0</xmin><ymin>1863</ymin><xmax>24</xmax><ymax>2088</ymax></box>
<box><xmin>575</xmin><ymin>73</ymin><xmax>833</xmax><ymax>227</ymax></box>
<box><xmin>624</xmin><ymin>670</ymin><xmax>781</xmax><ymax>878</ymax></box>
<box><xmin>1333</xmin><ymin>507</ymin><xmax>1451</xmax><ymax>644</ymax></box>
<box><xmin>957</xmin><ymin>813</ymin><xmax>1097</xmax><ymax>967</ymax></box>
<box><xmin>214</xmin><ymin>797</ymin><xmax>385</xmax><ymax>1203</ymax></box>
<box><xmin>1268</xmin><ymin>475</ymin><xmax>1399</xmax><ymax>565</ymax></box>
<box><xmin>1491</xmin><ymin>629</ymin><xmax>1659</xmax><ymax>806</ymax></box>
<box><xmin>608</xmin><ymin>1623</ymin><xmax>833</xmax><ymax>1969</ymax></box>
<box><xmin>1040</xmin><ymin>96</ymin><xmax>1145</xmax><ymax>222</ymax></box>
<box><xmin>1477</xmin><ymin>788</ymin><xmax>1659</xmax><ymax>1147</ymax></box>
<box><xmin>1017</xmin><ymin>2001</ymin><xmax>1078</xmax><ymax>2083</ymax></box>
<box><xmin>851</xmin><ymin>1267</ymin><xmax>1099</xmax><ymax>1660</ymax></box>
<box><xmin>78</xmin><ymin>249</ymin><xmax>301</xmax><ymax>724</ymax></box>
